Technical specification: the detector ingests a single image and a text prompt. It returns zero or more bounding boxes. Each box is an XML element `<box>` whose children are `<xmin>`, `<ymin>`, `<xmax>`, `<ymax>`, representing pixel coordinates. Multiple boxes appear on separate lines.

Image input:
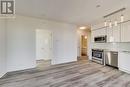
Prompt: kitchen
<box><xmin>91</xmin><ymin>8</ymin><xmax>130</xmax><ymax>74</ymax></box>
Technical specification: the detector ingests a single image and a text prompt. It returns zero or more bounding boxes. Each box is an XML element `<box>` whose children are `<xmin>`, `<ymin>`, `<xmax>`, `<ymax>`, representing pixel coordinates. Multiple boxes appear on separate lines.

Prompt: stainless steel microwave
<box><xmin>94</xmin><ymin>35</ymin><xmax>107</xmax><ymax>43</ymax></box>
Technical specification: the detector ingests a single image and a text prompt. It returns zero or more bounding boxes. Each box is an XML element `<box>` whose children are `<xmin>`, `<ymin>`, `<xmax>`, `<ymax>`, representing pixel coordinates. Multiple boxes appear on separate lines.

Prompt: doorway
<box><xmin>80</xmin><ymin>35</ymin><xmax>88</xmax><ymax>60</ymax></box>
<box><xmin>36</xmin><ymin>29</ymin><xmax>53</xmax><ymax>68</ymax></box>
<box><xmin>77</xmin><ymin>29</ymin><xmax>89</xmax><ymax>61</ymax></box>
<box><xmin>81</xmin><ymin>35</ymin><xmax>87</xmax><ymax>56</ymax></box>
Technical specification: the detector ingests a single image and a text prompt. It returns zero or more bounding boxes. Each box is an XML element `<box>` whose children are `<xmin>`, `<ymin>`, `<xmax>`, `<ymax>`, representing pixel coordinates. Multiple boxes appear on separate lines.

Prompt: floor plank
<box><xmin>0</xmin><ymin>60</ymin><xmax>130</xmax><ymax>87</ymax></box>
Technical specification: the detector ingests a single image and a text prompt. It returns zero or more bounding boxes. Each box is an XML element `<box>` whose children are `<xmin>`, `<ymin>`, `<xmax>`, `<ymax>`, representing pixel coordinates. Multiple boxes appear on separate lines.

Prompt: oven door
<box><xmin>92</xmin><ymin>51</ymin><xmax>103</xmax><ymax>60</ymax></box>
<box><xmin>92</xmin><ymin>50</ymin><xmax>104</xmax><ymax>64</ymax></box>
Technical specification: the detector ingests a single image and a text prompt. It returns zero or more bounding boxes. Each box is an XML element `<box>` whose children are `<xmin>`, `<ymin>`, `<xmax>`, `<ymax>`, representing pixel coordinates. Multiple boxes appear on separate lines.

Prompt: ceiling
<box><xmin>15</xmin><ymin>0</ymin><xmax>130</xmax><ymax>26</ymax></box>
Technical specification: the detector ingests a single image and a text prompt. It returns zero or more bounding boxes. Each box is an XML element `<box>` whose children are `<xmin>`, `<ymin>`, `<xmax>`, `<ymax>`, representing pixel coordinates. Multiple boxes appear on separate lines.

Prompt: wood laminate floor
<box><xmin>0</xmin><ymin>60</ymin><xmax>130</xmax><ymax>87</ymax></box>
<box><xmin>36</xmin><ymin>60</ymin><xmax>51</xmax><ymax>69</ymax></box>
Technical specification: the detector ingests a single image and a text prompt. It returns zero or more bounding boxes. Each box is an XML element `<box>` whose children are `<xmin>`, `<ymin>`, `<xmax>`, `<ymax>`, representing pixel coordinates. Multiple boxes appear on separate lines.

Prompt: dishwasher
<box><xmin>105</xmin><ymin>51</ymin><xmax>118</xmax><ymax>68</ymax></box>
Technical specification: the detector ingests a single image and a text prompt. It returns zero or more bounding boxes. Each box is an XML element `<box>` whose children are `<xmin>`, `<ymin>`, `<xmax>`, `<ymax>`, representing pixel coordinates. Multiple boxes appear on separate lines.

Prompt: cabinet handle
<box><xmin>113</xmin><ymin>53</ymin><xmax>118</xmax><ymax>55</ymax></box>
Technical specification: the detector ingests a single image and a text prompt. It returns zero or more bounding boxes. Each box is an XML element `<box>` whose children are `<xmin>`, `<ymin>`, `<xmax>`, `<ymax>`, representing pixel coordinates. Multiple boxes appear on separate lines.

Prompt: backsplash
<box><xmin>91</xmin><ymin>43</ymin><xmax>130</xmax><ymax>51</ymax></box>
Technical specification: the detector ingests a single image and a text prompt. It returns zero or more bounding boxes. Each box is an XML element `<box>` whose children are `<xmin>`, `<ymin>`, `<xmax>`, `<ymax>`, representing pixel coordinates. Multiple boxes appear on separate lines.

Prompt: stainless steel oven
<box><xmin>94</xmin><ymin>35</ymin><xmax>107</xmax><ymax>43</ymax></box>
<box><xmin>92</xmin><ymin>49</ymin><xmax>104</xmax><ymax>64</ymax></box>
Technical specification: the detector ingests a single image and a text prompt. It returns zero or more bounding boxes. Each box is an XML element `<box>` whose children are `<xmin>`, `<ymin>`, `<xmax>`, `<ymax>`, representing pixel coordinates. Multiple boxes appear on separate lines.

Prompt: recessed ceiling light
<box><xmin>96</xmin><ymin>5</ymin><xmax>101</xmax><ymax>8</ymax></box>
<box><xmin>85</xmin><ymin>36</ymin><xmax>87</xmax><ymax>39</ymax></box>
<box><xmin>79</xmin><ymin>26</ymin><xmax>86</xmax><ymax>30</ymax></box>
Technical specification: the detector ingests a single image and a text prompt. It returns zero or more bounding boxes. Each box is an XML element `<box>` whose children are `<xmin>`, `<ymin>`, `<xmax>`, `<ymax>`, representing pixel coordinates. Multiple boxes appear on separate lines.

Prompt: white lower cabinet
<box><xmin>118</xmin><ymin>51</ymin><xmax>130</xmax><ymax>74</ymax></box>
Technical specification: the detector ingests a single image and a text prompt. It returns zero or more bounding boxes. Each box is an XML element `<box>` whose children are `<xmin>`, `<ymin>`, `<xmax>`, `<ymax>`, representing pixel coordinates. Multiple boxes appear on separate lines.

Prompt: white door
<box><xmin>36</xmin><ymin>29</ymin><xmax>52</xmax><ymax>60</ymax></box>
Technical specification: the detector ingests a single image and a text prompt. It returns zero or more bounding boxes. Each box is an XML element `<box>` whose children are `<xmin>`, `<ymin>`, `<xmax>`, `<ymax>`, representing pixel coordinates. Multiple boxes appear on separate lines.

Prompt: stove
<box><xmin>92</xmin><ymin>49</ymin><xmax>104</xmax><ymax>64</ymax></box>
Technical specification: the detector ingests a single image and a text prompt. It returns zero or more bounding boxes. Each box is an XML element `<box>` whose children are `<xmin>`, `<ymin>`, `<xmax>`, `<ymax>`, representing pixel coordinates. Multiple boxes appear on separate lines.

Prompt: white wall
<box><xmin>6</xmin><ymin>17</ymin><xmax>36</xmax><ymax>72</ymax></box>
<box><xmin>0</xmin><ymin>20</ymin><xmax>6</xmax><ymax>77</ymax></box>
<box><xmin>6</xmin><ymin>15</ymin><xmax>77</xmax><ymax>72</ymax></box>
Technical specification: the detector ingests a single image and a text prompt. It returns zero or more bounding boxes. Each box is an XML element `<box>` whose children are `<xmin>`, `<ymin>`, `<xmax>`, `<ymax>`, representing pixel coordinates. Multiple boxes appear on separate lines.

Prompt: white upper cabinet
<box><xmin>107</xmin><ymin>25</ymin><xmax>120</xmax><ymax>42</ymax></box>
<box><xmin>97</xmin><ymin>28</ymin><xmax>107</xmax><ymax>36</ymax></box>
<box><xmin>107</xmin><ymin>27</ymin><xmax>113</xmax><ymax>42</ymax></box>
<box><xmin>91</xmin><ymin>20</ymin><xmax>130</xmax><ymax>43</ymax></box>
<box><xmin>91</xmin><ymin>30</ymin><xmax>96</xmax><ymax>43</ymax></box>
<box><xmin>121</xmin><ymin>21</ymin><xmax>130</xmax><ymax>42</ymax></box>
<box><xmin>113</xmin><ymin>25</ymin><xmax>121</xmax><ymax>42</ymax></box>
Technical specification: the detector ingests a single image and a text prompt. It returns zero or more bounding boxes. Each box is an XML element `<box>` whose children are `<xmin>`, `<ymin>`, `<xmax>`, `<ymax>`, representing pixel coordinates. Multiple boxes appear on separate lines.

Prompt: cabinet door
<box><xmin>107</xmin><ymin>25</ymin><xmax>121</xmax><ymax>42</ymax></box>
<box><xmin>107</xmin><ymin>27</ymin><xmax>113</xmax><ymax>42</ymax></box>
<box><xmin>121</xmin><ymin>21</ymin><xmax>130</xmax><ymax>42</ymax></box>
<box><xmin>91</xmin><ymin>30</ymin><xmax>96</xmax><ymax>43</ymax></box>
<box><xmin>96</xmin><ymin>28</ymin><xmax>106</xmax><ymax>36</ymax></box>
<box><xmin>113</xmin><ymin>25</ymin><xmax>121</xmax><ymax>42</ymax></box>
<box><xmin>118</xmin><ymin>52</ymin><xmax>130</xmax><ymax>74</ymax></box>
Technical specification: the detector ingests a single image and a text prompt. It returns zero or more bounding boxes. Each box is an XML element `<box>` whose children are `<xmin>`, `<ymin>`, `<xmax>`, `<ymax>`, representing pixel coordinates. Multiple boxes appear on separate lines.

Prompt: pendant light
<box><xmin>85</xmin><ymin>36</ymin><xmax>87</xmax><ymax>39</ymax></box>
<box><xmin>109</xmin><ymin>21</ymin><xmax>112</xmax><ymax>28</ymax></box>
<box><xmin>104</xmin><ymin>21</ymin><xmax>107</xmax><ymax>27</ymax></box>
<box><xmin>103</xmin><ymin>8</ymin><xmax>126</xmax><ymax>27</ymax></box>
<box><xmin>121</xmin><ymin>14</ymin><xmax>124</xmax><ymax>22</ymax></box>
<box><xmin>114</xmin><ymin>20</ymin><xmax>118</xmax><ymax>26</ymax></box>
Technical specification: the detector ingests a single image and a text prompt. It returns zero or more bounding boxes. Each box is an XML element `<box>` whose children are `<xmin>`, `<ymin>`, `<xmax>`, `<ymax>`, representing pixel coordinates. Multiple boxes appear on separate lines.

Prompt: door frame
<box><xmin>80</xmin><ymin>35</ymin><xmax>87</xmax><ymax>57</ymax></box>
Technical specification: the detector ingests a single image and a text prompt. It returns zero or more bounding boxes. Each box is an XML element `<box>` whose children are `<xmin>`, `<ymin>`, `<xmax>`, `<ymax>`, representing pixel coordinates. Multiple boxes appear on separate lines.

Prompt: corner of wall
<box><xmin>0</xmin><ymin>19</ymin><xmax>8</xmax><ymax>78</ymax></box>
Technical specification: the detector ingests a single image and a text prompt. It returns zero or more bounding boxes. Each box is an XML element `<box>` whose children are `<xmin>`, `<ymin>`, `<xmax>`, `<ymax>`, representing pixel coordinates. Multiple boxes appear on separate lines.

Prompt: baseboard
<box><xmin>52</xmin><ymin>60</ymin><xmax>77</xmax><ymax>66</ymax></box>
<box><xmin>51</xmin><ymin>59</ymin><xmax>77</xmax><ymax>65</ymax></box>
<box><xmin>0</xmin><ymin>72</ymin><xmax>7</xmax><ymax>78</ymax></box>
<box><xmin>119</xmin><ymin>68</ymin><xmax>130</xmax><ymax>74</ymax></box>
<box><xmin>36</xmin><ymin>59</ymin><xmax>51</xmax><ymax>61</ymax></box>
<box><xmin>37</xmin><ymin>59</ymin><xmax>51</xmax><ymax>61</ymax></box>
